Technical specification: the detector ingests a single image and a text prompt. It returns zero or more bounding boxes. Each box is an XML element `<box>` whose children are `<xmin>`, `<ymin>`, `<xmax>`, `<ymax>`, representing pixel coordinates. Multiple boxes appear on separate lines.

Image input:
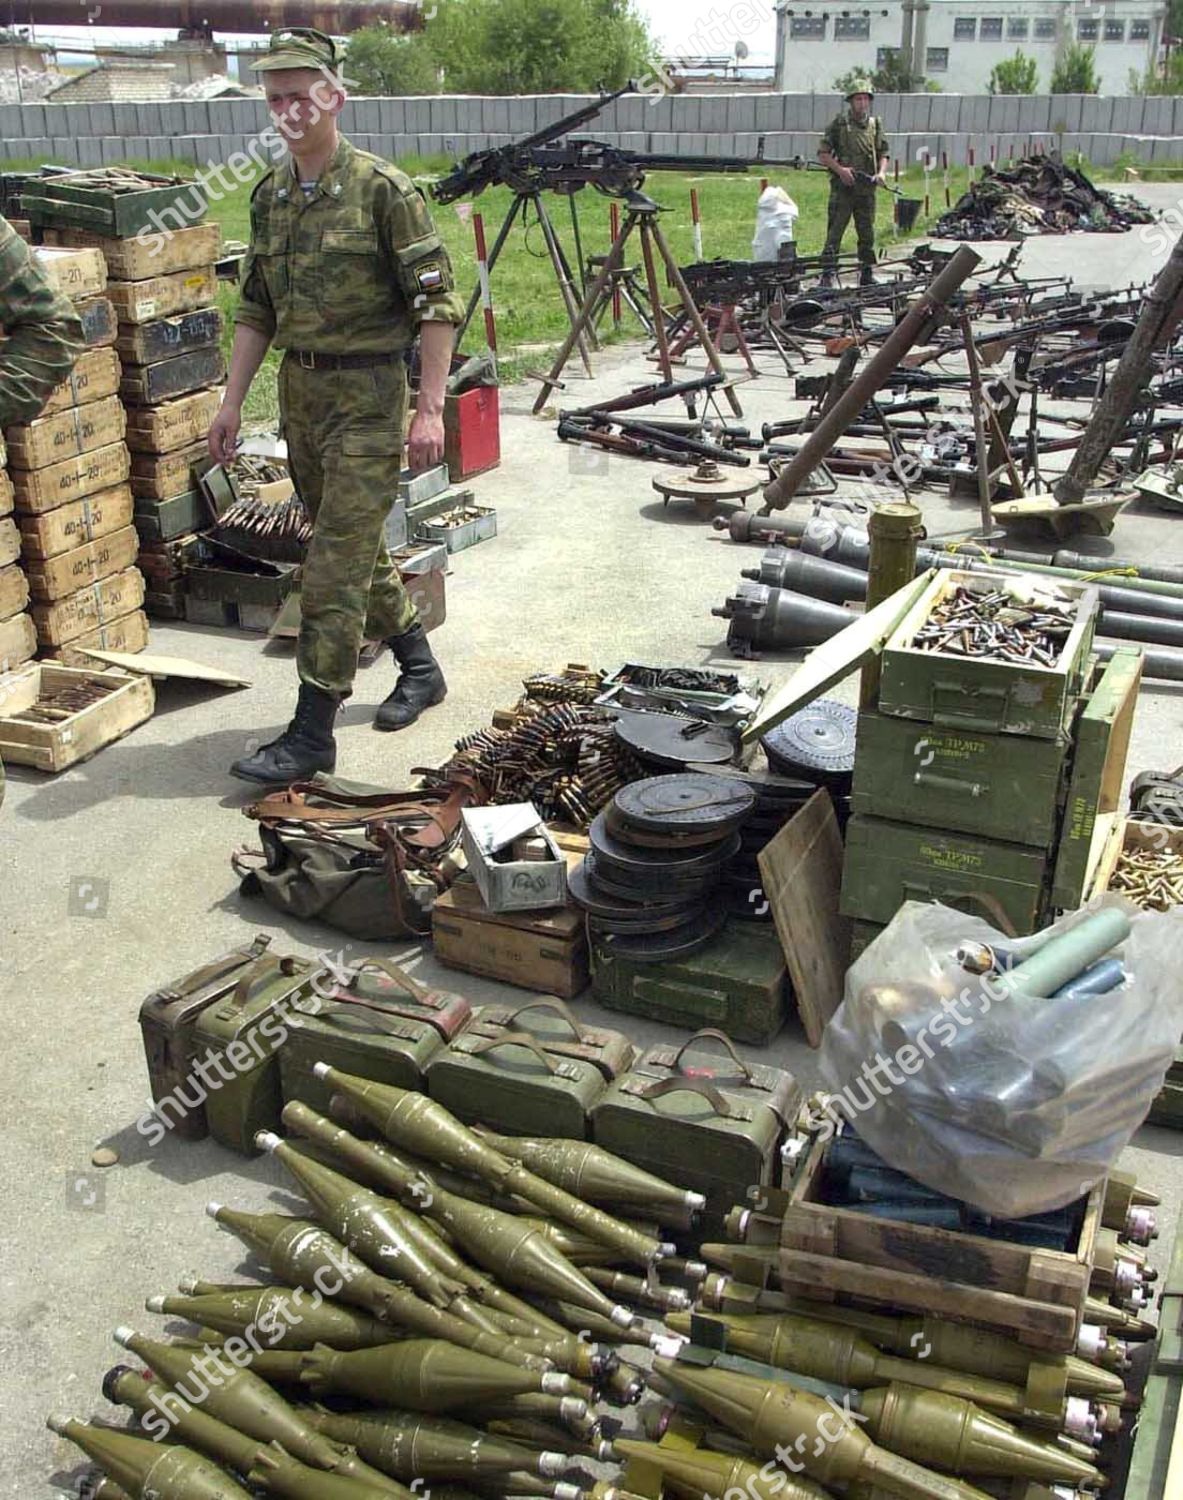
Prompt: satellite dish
<box><xmin>735</xmin><ymin>39</ymin><xmax>750</xmax><ymax>59</ymax></box>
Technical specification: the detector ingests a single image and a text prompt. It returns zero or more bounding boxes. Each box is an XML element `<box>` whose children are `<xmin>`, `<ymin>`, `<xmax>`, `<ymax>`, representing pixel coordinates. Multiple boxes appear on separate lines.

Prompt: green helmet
<box><xmin>845</xmin><ymin>76</ymin><xmax>875</xmax><ymax>100</ymax></box>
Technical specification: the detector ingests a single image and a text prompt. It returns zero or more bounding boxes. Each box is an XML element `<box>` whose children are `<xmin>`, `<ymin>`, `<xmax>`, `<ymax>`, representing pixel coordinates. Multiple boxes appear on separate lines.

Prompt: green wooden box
<box><xmin>850</xmin><ymin>710</ymin><xmax>1069</xmax><ymax>847</ymax></box>
<box><xmin>191</xmin><ymin>953</ymin><xmax>321</xmax><ymax>1155</ymax></box>
<box><xmin>1051</xmin><ymin>648</ymin><xmax>1143</xmax><ymax>911</ymax></box>
<box><xmin>878</xmin><ymin>568</ymin><xmax>1099</xmax><ymax>741</ymax></box>
<box><xmin>591</xmin><ymin>1032</ymin><xmax>801</xmax><ymax>1234</ymax></box>
<box><xmin>840</xmin><ymin>814</ymin><xmax>1050</xmax><ymax>935</ymax></box>
<box><xmin>589</xmin><ymin>919</ymin><xmax>788</xmax><ymax>1046</ymax></box>
<box><xmin>134</xmin><ymin>489</ymin><xmax>208</xmax><ymax>542</ymax></box>
<box><xmin>425</xmin><ymin>1027</ymin><xmax>610</xmax><ymax>1139</ymax></box>
<box><xmin>24</xmin><ymin>177</ymin><xmax>208</xmax><ymax>237</ymax></box>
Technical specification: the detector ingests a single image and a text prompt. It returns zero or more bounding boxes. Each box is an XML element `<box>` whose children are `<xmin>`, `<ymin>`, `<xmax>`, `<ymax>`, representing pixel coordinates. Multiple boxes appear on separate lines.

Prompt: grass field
<box><xmin>6</xmin><ymin>150</ymin><xmax>974</xmax><ymax>426</ymax></box>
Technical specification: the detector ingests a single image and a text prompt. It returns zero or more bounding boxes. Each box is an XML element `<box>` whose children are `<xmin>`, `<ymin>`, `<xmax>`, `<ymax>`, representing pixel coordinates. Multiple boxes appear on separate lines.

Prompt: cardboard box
<box><xmin>460</xmin><ymin>804</ymin><xmax>568</xmax><ymax>913</ymax></box>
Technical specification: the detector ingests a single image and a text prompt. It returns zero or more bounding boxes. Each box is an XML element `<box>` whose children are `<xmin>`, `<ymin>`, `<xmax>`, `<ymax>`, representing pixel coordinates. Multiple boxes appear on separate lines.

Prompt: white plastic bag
<box><xmin>752</xmin><ymin>185</ymin><xmax>799</xmax><ymax>261</ymax></box>
<box><xmin>818</xmin><ymin>898</ymin><xmax>1183</xmax><ymax>1218</ymax></box>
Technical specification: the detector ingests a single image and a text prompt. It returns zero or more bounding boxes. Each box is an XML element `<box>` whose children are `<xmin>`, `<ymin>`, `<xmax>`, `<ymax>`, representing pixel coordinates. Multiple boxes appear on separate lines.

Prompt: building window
<box><xmin>954</xmin><ymin>17</ymin><xmax>976</xmax><ymax>38</ymax></box>
<box><xmin>926</xmin><ymin>46</ymin><xmax>949</xmax><ymax>69</ymax></box>
<box><xmin>1033</xmin><ymin>17</ymin><xmax>1056</xmax><ymax>38</ymax></box>
<box><xmin>980</xmin><ymin>16</ymin><xmax>1003</xmax><ymax>38</ymax></box>
<box><xmin>1077</xmin><ymin>16</ymin><xmax>1099</xmax><ymax>38</ymax></box>
<box><xmin>1103</xmin><ymin>17</ymin><xmax>1124</xmax><ymax>38</ymax></box>
<box><xmin>835</xmin><ymin>15</ymin><xmax>870</xmax><ymax>38</ymax></box>
<box><xmin>876</xmin><ymin>46</ymin><xmax>899</xmax><ymax>67</ymax></box>
<box><xmin>790</xmin><ymin>15</ymin><xmax>826</xmax><ymax>38</ymax></box>
<box><xmin>1007</xmin><ymin>16</ymin><xmax>1028</xmax><ymax>37</ymax></box>
<box><xmin>1130</xmin><ymin>18</ymin><xmax>1150</xmax><ymax>38</ymax></box>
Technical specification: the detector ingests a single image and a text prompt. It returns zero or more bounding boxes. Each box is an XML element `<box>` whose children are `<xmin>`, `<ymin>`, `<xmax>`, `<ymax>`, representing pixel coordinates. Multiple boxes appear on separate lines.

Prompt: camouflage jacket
<box><xmin>235</xmin><ymin>136</ymin><xmax>465</xmax><ymax>354</ymax></box>
<box><xmin>820</xmin><ymin>111</ymin><xmax>889</xmax><ymax>179</ymax></box>
<box><xmin>0</xmin><ymin>215</ymin><xmax>84</xmax><ymax>428</ymax></box>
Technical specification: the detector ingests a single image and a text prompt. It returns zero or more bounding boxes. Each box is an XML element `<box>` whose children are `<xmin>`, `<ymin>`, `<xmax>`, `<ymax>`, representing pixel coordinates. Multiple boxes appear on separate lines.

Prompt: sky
<box><xmin>17</xmin><ymin>0</ymin><xmax>781</xmax><ymax>70</ymax></box>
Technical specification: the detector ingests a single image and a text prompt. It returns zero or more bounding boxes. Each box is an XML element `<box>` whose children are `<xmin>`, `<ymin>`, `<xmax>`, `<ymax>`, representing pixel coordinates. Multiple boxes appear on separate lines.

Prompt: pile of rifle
<box><xmin>935</xmin><ymin>152</ymin><xmax>1156</xmax><ymax>240</ymax></box>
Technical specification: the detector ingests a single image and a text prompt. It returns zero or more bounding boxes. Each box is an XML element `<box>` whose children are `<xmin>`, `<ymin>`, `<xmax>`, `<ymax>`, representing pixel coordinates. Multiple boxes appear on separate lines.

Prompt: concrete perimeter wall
<box><xmin>3</xmin><ymin>92</ymin><xmax>1183</xmax><ymax>170</ymax></box>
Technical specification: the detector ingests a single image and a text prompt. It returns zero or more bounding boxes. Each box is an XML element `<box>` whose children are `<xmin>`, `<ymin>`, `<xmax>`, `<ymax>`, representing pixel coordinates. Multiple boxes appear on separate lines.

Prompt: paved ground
<box><xmin>6</xmin><ymin>185</ymin><xmax>1183</xmax><ymax>1497</ymax></box>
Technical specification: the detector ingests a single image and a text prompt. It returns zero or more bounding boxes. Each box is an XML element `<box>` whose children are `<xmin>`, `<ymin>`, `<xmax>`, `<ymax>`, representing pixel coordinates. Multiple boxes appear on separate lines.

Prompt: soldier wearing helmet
<box><xmin>818</xmin><ymin>77</ymin><xmax>889</xmax><ymax>287</ymax></box>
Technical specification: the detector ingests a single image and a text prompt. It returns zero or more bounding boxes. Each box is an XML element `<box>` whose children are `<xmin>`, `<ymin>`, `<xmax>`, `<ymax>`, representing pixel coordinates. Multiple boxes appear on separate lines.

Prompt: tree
<box><xmin>346</xmin><ymin>24</ymin><xmax>440</xmax><ymax>95</ymax></box>
<box><xmin>988</xmin><ymin>50</ymin><xmax>1038</xmax><ymax>94</ymax></box>
<box><xmin>1050</xmin><ymin>42</ymin><xmax>1099</xmax><ymax>93</ymax></box>
<box><xmin>425</xmin><ymin>0</ymin><xmax>655</xmax><ymax>94</ymax></box>
<box><xmin>834</xmin><ymin>52</ymin><xmax>924</xmax><ymax>93</ymax></box>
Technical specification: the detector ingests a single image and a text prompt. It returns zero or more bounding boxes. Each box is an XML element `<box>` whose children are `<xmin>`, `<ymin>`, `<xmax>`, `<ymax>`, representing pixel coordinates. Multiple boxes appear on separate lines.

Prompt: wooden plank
<box><xmin>0</xmin><ymin>611</ymin><xmax>36</xmax><ymax>671</ymax></box>
<box><xmin>31</xmin><ymin>244</ymin><xmax>107</xmax><ymax>301</ymax></box>
<box><xmin>38</xmin><ymin>347</ymin><xmax>122</xmax><ymax>418</ymax></box>
<box><xmin>25</xmin><ymin>526</ymin><xmax>139</xmax><ymax>602</ymax></box>
<box><xmin>50</xmin><ymin>611</ymin><xmax>150</xmax><ymax>667</ymax></box>
<box><xmin>124</xmin><ymin>388</ymin><xmax>222</xmax><ymax>455</ymax></box>
<box><xmin>18</xmin><ymin>482</ymin><xmax>134</xmax><ymax>560</ymax></box>
<box><xmin>0</xmin><ymin>663</ymin><xmax>154</xmax><ymax>772</ymax></box>
<box><xmin>42</xmin><ymin>222</ymin><xmax>220</xmax><ymax>280</ymax></box>
<box><xmin>105</xmin><ymin>266</ymin><xmax>217</xmax><ymax>324</ymax></box>
<box><xmin>759</xmin><ymin>787</ymin><xmax>850</xmax><ymax>1047</ymax></box>
<box><xmin>11</xmin><ymin>441</ymin><xmax>130</xmax><ymax>515</ymax></box>
<box><xmin>0</xmin><ymin>470</ymin><xmax>12</xmax><ymax>518</ymax></box>
<box><xmin>5</xmin><ymin>395</ymin><xmax>126</xmax><ymax>471</ymax></box>
<box><xmin>775</xmin><ymin>1246</ymin><xmax>1078</xmax><ymax>1348</ymax></box>
<box><xmin>0</xmin><ymin>563</ymin><xmax>30</xmax><ymax>623</ymax></box>
<box><xmin>31</xmin><ymin>567</ymin><xmax>145</xmax><ymax>646</ymax></box>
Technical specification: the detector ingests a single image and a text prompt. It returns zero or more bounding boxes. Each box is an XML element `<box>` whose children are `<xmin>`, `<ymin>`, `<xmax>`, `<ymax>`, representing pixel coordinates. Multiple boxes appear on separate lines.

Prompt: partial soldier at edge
<box><xmin>818</xmin><ymin>78</ymin><xmax>889</xmax><ymax>288</ymax></box>
<box><xmin>209</xmin><ymin>27</ymin><xmax>464</xmax><ymax>785</ymax></box>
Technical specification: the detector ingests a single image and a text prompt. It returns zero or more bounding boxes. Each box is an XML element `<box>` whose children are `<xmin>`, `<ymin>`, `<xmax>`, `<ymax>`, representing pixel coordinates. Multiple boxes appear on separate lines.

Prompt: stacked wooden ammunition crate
<box><xmin>838</xmin><ymin>568</ymin><xmax>1142</xmax><ymax>952</ymax></box>
<box><xmin>34</xmin><ymin>192</ymin><xmax>224</xmax><ymax>625</ymax></box>
<box><xmin>3</xmin><ymin>244</ymin><xmax>148</xmax><ymax>668</ymax></box>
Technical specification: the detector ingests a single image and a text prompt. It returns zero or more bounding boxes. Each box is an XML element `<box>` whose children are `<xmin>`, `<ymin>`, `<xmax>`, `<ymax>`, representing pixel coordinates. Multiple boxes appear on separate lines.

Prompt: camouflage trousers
<box><xmin>821</xmin><ymin>183</ymin><xmax>877</xmax><ymax>269</ymax></box>
<box><xmin>280</xmin><ymin>355</ymin><xmax>418</xmax><ymax>697</ymax></box>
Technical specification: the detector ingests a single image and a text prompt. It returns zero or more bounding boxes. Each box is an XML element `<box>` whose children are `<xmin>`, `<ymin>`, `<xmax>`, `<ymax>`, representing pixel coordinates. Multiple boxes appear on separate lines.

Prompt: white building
<box><xmin>773</xmin><ymin>0</ymin><xmax>1167</xmax><ymax>95</ymax></box>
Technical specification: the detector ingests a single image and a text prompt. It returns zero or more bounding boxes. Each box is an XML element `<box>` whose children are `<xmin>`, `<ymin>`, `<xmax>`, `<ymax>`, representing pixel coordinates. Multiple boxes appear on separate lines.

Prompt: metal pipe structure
<box><xmin>761</xmin><ymin>246</ymin><xmax>982</xmax><ymax>510</ymax></box>
<box><xmin>21</xmin><ymin>0</ymin><xmax>418</xmax><ymax>27</ymax></box>
<box><xmin>1054</xmin><ymin>234</ymin><xmax>1183</xmax><ymax>506</ymax></box>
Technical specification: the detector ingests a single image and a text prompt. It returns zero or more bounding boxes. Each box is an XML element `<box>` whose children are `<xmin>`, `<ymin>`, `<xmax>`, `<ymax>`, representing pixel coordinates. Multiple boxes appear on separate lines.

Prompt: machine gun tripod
<box><xmin>530</xmin><ymin>191</ymin><xmax>746</xmax><ymax>417</ymax></box>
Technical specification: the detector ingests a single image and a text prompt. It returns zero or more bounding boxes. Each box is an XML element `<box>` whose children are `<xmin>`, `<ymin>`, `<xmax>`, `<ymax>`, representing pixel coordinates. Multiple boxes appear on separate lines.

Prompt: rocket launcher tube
<box><xmin>313</xmin><ymin>1066</ymin><xmax>663</xmax><ymax>1268</ymax></box>
<box><xmin>283</xmin><ymin>1102</ymin><xmax>629</xmax><ymax>1342</ymax></box>
<box><xmin>204</xmin><ymin>1205</ymin><xmax>571</xmax><ymax>1386</ymax></box>
<box><xmin>46</xmin><ymin>1417</ymin><xmax>252</xmax><ymax>1500</ymax></box>
<box><xmin>471</xmin><ymin>1130</ymin><xmax>705</xmax><ymax>1226</ymax></box>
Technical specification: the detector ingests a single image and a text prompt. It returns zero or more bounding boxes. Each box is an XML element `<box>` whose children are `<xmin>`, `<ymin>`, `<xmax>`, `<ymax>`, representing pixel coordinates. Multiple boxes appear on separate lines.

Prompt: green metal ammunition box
<box><xmin>1051</xmin><ymin>648</ymin><xmax>1143</xmax><ymax>911</ymax></box>
<box><xmin>425</xmin><ymin>1025</ymin><xmax>610</xmax><ymax>1139</ymax></box>
<box><xmin>192</xmin><ymin>953</ymin><xmax>321</xmax><ymax>1154</ymax></box>
<box><xmin>850</xmin><ymin>710</ymin><xmax>1069</xmax><ymax>846</ymax></box>
<box><xmin>878</xmin><ymin>568</ymin><xmax>1099</xmax><ymax>741</ymax></box>
<box><xmin>840</xmin><ymin>814</ymin><xmax>1050</xmax><ymax>934</ymax></box>
<box><xmin>469</xmin><ymin>998</ymin><xmax>636</xmax><ymax>1079</ymax></box>
<box><xmin>25</xmin><ymin>178</ymin><xmax>209</xmax><ymax>237</ymax></box>
<box><xmin>279</xmin><ymin>960</ymin><xmax>473</xmax><ymax>1115</ymax></box>
<box><xmin>591</xmin><ymin>1030</ymin><xmax>801</xmax><ymax>1232</ymax></box>
<box><xmin>134</xmin><ymin>489</ymin><xmax>208</xmax><ymax>542</ymax></box>
<box><xmin>589</xmin><ymin>919</ymin><xmax>788</xmax><ymax>1046</ymax></box>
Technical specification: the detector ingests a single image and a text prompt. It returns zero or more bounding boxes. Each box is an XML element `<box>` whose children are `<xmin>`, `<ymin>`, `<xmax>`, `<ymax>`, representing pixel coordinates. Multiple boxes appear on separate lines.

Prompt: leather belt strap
<box><xmin>287</xmin><ymin>350</ymin><xmax>399</xmax><ymax>371</ymax></box>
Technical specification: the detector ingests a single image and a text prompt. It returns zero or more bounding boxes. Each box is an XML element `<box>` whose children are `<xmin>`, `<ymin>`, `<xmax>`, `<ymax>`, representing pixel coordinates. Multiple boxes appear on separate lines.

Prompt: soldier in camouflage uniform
<box><xmin>818</xmin><ymin>79</ymin><xmax>889</xmax><ymax>288</ymax></box>
<box><xmin>210</xmin><ymin>27</ymin><xmax>464</xmax><ymax>785</ymax></box>
<box><xmin>0</xmin><ymin>213</ymin><xmax>84</xmax><ymax>806</ymax></box>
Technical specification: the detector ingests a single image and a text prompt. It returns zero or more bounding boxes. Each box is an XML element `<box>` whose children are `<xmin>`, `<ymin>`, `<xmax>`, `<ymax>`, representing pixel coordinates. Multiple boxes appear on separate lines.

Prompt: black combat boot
<box><xmin>230</xmin><ymin>682</ymin><xmax>339</xmax><ymax>784</ymax></box>
<box><xmin>859</xmin><ymin>264</ymin><xmax>876</xmax><ymax>287</ymax></box>
<box><xmin>374</xmin><ymin>622</ymin><xmax>447</xmax><ymax>731</ymax></box>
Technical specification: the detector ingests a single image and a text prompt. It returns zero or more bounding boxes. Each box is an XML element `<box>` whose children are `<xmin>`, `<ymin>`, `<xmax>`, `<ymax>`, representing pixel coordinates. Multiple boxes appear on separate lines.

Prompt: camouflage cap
<box><xmin>845</xmin><ymin>75</ymin><xmax>875</xmax><ymax>99</ymax></box>
<box><xmin>251</xmin><ymin>26</ymin><xmax>343</xmax><ymax>74</ymax></box>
